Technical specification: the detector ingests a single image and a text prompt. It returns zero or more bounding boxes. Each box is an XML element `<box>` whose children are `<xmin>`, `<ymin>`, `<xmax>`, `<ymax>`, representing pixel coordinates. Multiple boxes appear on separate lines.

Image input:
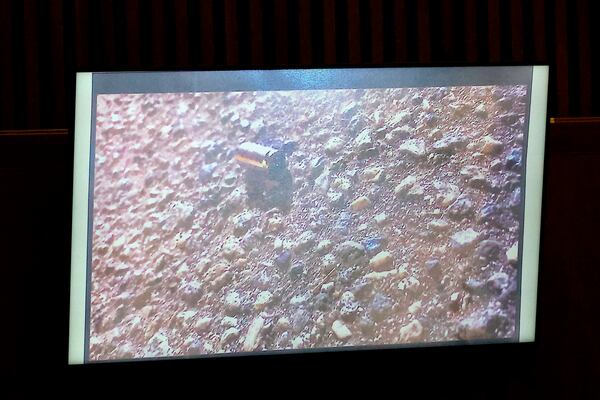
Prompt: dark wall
<box><xmin>0</xmin><ymin>0</ymin><xmax>597</xmax><ymax>131</ymax></box>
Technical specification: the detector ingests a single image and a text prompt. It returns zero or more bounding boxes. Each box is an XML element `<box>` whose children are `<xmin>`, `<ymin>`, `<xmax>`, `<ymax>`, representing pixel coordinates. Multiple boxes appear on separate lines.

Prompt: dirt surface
<box><xmin>89</xmin><ymin>85</ymin><xmax>527</xmax><ymax>360</ymax></box>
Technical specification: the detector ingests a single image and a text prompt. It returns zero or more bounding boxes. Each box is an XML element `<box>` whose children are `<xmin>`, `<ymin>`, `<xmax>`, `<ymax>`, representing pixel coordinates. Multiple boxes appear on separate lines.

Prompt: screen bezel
<box><xmin>69</xmin><ymin>66</ymin><xmax>548</xmax><ymax>365</ymax></box>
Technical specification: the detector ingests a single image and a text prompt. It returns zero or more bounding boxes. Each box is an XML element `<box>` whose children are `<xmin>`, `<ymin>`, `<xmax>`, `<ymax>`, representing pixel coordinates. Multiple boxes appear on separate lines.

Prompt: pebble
<box><xmin>321</xmin><ymin>281</ymin><xmax>335</xmax><ymax>294</ymax></box>
<box><xmin>275</xmin><ymin>250</ymin><xmax>292</xmax><ymax>270</ymax></box>
<box><xmin>221</xmin><ymin>316</ymin><xmax>238</xmax><ymax>327</ymax></box>
<box><xmin>195</xmin><ymin>316</ymin><xmax>213</xmax><ymax>332</ymax></box>
<box><xmin>374</xmin><ymin>212</ymin><xmax>388</xmax><ymax>225</ymax></box>
<box><xmin>181</xmin><ymin>280</ymin><xmax>203</xmax><ymax>306</ymax></box>
<box><xmin>399</xmin><ymin>139</ymin><xmax>426</xmax><ymax>157</ymax></box>
<box><xmin>339</xmin><ymin>291</ymin><xmax>360</xmax><ymax>322</ymax></box>
<box><xmin>475</xmin><ymin>240</ymin><xmax>503</xmax><ymax>264</ymax></box>
<box><xmin>241</xmin><ymin>228</ymin><xmax>263</xmax><ymax>250</ymax></box>
<box><xmin>364</xmin><ymin>265</ymin><xmax>407</xmax><ymax>281</ymax></box>
<box><xmin>314</xmin><ymin>292</ymin><xmax>331</xmax><ymax>311</ymax></box>
<box><xmin>332</xmin><ymin>320</ymin><xmax>353</xmax><ymax>340</ymax></box>
<box><xmin>321</xmin><ymin>253</ymin><xmax>338</xmax><ymax>271</ymax></box>
<box><xmin>316</xmin><ymin>239</ymin><xmax>333</xmax><ymax>254</ymax></box>
<box><xmin>254</xmin><ymin>290</ymin><xmax>273</xmax><ymax>310</ymax></box>
<box><xmin>411</xmin><ymin>94</ymin><xmax>424</xmax><ymax>105</ymax></box>
<box><xmin>497</xmin><ymin>97</ymin><xmax>514</xmax><ymax>110</ymax></box>
<box><xmin>242</xmin><ymin>316</ymin><xmax>265</xmax><ymax>352</ymax></box>
<box><xmin>369</xmin><ymin>251</ymin><xmax>394</xmax><ymax>271</ymax></box>
<box><xmin>448</xmin><ymin>196</ymin><xmax>474</xmax><ymax>218</ymax></box>
<box><xmin>505</xmin><ymin>148</ymin><xmax>522</xmax><ymax>170</ymax></box>
<box><xmin>291</xmin><ymin>309</ymin><xmax>310</xmax><ymax>333</ymax></box>
<box><xmin>290</xmin><ymin>293</ymin><xmax>310</xmax><ymax>307</ymax></box>
<box><xmin>425</xmin><ymin>259</ymin><xmax>441</xmax><ymax>276</ymax></box>
<box><xmin>310</xmin><ymin>156</ymin><xmax>327</xmax><ymax>179</ymax></box>
<box><xmin>407</xmin><ymin>184</ymin><xmax>424</xmax><ymax>199</ymax></box>
<box><xmin>385</xmin><ymin>126</ymin><xmax>412</xmax><ymax>143</ymax></box>
<box><xmin>369</xmin><ymin>293</ymin><xmax>394</xmax><ymax>321</ymax></box>
<box><xmin>220</xmin><ymin>327</ymin><xmax>240</xmax><ymax>345</ymax></box>
<box><xmin>480</xmin><ymin>136</ymin><xmax>504</xmax><ymax>155</ymax></box>
<box><xmin>224</xmin><ymin>291</ymin><xmax>242</xmax><ymax>315</ymax></box>
<box><xmin>399</xmin><ymin>320</ymin><xmax>424</xmax><ymax>342</ymax></box>
<box><xmin>350</xmin><ymin>196</ymin><xmax>372</xmax><ymax>211</ymax></box>
<box><xmin>335</xmin><ymin>241</ymin><xmax>366</xmax><ymax>262</ymax></box>
<box><xmin>506</xmin><ymin>243</ymin><xmax>519</xmax><ymax>264</ymax></box>
<box><xmin>358</xmin><ymin>316</ymin><xmax>375</xmax><ymax>334</ymax></box>
<box><xmin>205</xmin><ymin>263</ymin><xmax>233</xmax><ymax>291</ymax></box>
<box><xmin>294</xmin><ymin>230</ymin><xmax>316</xmax><ymax>253</ymax></box>
<box><xmin>361</xmin><ymin>166</ymin><xmax>384</xmax><ymax>182</ymax></box>
<box><xmin>327</xmin><ymin>191</ymin><xmax>345</xmax><ymax>207</ymax></box>
<box><xmin>464</xmin><ymin>279</ymin><xmax>485</xmax><ymax>294</ymax></box>
<box><xmin>408</xmin><ymin>301</ymin><xmax>422</xmax><ymax>314</ymax></box>
<box><xmin>508</xmin><ymin>187</ymin><xmax>521</xmax><ymax>211</ymax></box>
<box><xmin>315</xmin><ymin>168</ymin><xmax>330</xmax><ymax>193</ymax></box>
<box><xmin>432</xmin><ymin>134</ymin><xmax>466</xmax><ymax>155</ymax></box>
<box><xmin>449</xmin><ymin>292</ymin><xmax>461</xmax><ymax>311</ymax></box>
<box><xmin>487</xmin><ymin>272</ymin><xmax>509</xmax><ymax>293</ymax></box>
<box><xmin>341</xmin><ymin>101</ymin><xmax>358</xmax><ymax>119</ymax></box>
<box><xmin>231</xmin><ymin>210</ymin><xmax>254</xmax><ymax>236</ymax></box>
<box><xmin>387</xmin><ymin>110</ymin><xmax>411</xmax><ymax>128</ymax></box>
<box><xmin>266</xmin><ymin>216</ymin><xmax>283</xmax><ymax>233</ymax></box>
<box><xmin>457</xmin><ymin>317</ymin><xmax>487</xmax><ymax>340</ymax></box>
<box><xmin>222</xmin><ymin>237</ymin><xmax>245</xmax><ymax>260</ymax></box>
<box><xmin>325</xmin><ymin>137</ymin><xmax>345</xmax><ymax>154</ymax></box>
<box><xmin>474</xmin><ymin>104</ymin><xmax>487</xmax><ymax>118</ymax></box>
<box><xmin>363</xmin><ymin>237</ymin><xmax>385</xmax><ymax>255</ymax></box>
<box><xmin>275</xmin><ymin>317</ymin><xmax>291</xmax><ymax>331</ymax></box>
<box><xmin>333</xmin><ymin>177</ymin><xmax>352</xmax><ymax>192</ymax></box>
<box><xmin>289</xmin><ymin>261</ymin><xmax>305</xmax><ymax>280</ymax></box>
<box><xmin>354</xmin><ymin>128</ymin><xmax>373</xmax><ymax>150</ymax></box>
<box><xmin>291</xmin><ymin>336</ymin><xmax>305</xmax><ymax>349</ymax></box>
<box><xmin>394</xmin><ymin>175</ymin><xmax>417</xmax><ymax>196</ymax></box>
<box><xmin>428</xmin><ymin>219</ymin><xmax>450</xmax><ymax>232</ymax></box>
<box><xmin>450</xmin><ymin>229</ymin><xmax>480</xmax><ymax>249</ymax></box>
<box><xmin>397</xmin><ymin>276</ymin><xmax>421</xmax><ymax>293</ymax></box>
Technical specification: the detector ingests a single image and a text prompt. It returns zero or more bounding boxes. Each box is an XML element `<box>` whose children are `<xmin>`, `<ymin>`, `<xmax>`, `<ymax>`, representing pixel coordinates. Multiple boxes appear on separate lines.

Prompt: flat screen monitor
<box><xmin>69</xmin><ymin>66</ymin><xmax>548</xmax><ymax>364</ymax></box>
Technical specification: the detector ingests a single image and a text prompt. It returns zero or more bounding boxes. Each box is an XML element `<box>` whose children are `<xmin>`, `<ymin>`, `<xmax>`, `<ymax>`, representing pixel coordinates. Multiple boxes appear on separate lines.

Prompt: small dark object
<box><xmin>235</xmin><ymin>141</ymin><xmax>295</xmax><ymax>210</ymax></box>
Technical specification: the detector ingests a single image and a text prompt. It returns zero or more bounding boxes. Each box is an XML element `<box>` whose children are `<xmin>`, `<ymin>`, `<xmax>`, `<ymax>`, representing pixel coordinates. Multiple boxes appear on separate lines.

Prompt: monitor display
<box><xmin>69</xmin><ymin>66</ymin><xmax>548</xmax><ymax>363</ymax></box>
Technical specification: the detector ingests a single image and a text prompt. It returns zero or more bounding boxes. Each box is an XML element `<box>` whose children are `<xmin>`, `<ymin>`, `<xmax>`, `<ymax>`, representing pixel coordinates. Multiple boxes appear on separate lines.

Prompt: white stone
<box><xmin>374</xmin><ymin>212</ymin><xmax>388</xmax><ymax>225</ymax></box>
<box><xmin>254</xmin><ymin>291</ymin><xmax>273</xmax><ymax>310</ymax></box>
<box><xmin>354</xmin><ymin>128</ymin><xmax>373</xmax><ymax>150</ymax></box>
<box><xmin>350</xmin><ymin>196</ymin><xmax>371</xmax><ymax>211</ymax></box>
<box><xmin>316</xmin><ymin>239</ymin><xmax>333</xmax><ymax>254</ymax></box>
<box><xmin>221</xmin><ymin>316</ymin><xmax>238</xmax><ymax>327</ymax></box>
<box><xmin>325</xmin><ymin>137</ymin><xmax>345</xmax><ymax>153</ymax></box>
<box><xmin>398</xmin><ymin>139</ymin><xmax>426</xmax><ymax>157</ymax></box>
<box><xmin>399</xmin><ymin>320</ymin><xmax>423</xmax><ymax>342</ymax></box>
<box><xmin>332</xmin><ymin>320</ymin><xmax>352</xmax><ymax>340</ymax></box>
<box><xmin>220</xmin><ymin>327</ymin><xmax>240</xmax><ymax>345</ymax></box>
<box><xmin>194</xmin><ymin>317</ymin><xmax>212</xmax><ymax>332</ymax></box>
<box><xmin>394</xmin><ymin>175</ymin><xmax>417</xmax><ymax>196</ymax></box>
<box><xmin>369</xmin><ymin>251</ymin><xmax>394</xmax><ymax>271</ymax></box>
<box><xmin>408</xmin><ymin>301</ymin><xmax>422</xmax><ymax>314</ymax></box>
<box><xmin>451</xmin><ymin>229</ymin><xmax>480</xmax><ymax>248</ymax></box>
<box><xmin>242</xmin><ymin>316</ymin><xmax>265</xmax><ymax>352</ymax></box>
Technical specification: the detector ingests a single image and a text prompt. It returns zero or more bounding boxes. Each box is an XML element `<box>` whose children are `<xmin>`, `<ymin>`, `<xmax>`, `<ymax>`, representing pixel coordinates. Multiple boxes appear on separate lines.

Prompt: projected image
<box><xmin>89</xmin><ymin>85</ymin><xmax>527</xmax><ymax>360</ymax></box>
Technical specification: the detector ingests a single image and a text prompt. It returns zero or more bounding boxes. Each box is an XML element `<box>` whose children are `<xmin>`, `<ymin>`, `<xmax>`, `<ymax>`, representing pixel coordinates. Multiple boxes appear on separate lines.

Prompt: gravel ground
<box><xmin>89</xmin><ymin>85</ymin><xmax>527</xmax><ymax>361</ymax></box>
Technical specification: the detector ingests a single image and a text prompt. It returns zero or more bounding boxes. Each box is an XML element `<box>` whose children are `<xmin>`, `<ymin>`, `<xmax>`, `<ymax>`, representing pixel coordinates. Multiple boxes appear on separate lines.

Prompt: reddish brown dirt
<box><xmin>89</xmin><ymin>85</ymin><xmax>527</xmax><ymax>360</ymax></box>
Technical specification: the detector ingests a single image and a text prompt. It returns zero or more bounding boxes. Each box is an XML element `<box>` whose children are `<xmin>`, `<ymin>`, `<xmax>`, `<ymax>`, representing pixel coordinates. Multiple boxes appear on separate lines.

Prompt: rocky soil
<box><xmin>89</xmin><ymin>84</ymin><xmax>527</xmax><ymax>361</ymax></box>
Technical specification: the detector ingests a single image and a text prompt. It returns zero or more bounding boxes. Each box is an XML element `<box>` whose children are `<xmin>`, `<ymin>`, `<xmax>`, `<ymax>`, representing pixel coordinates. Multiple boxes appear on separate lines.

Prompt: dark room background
<box><xmin>3</xmin><ymin>1</ymin><xmax>599</xmax><ymax>396</ymax></box>
<box><xmin>0</xmin><ymin>0</ymin><xmax>597</xmax><ymax>131</ymax></box>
